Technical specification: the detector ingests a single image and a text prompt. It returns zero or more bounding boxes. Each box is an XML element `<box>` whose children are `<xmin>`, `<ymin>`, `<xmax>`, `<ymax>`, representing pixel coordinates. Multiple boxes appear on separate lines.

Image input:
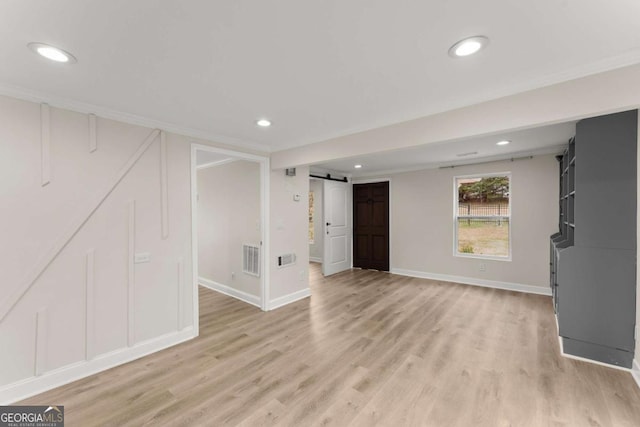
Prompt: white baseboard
<box><xmin>632</xmin><ymin>359</ymin><xmax>640</xmax><ymax>390</ymax></box>
<box><xmin>309</xmin><ymin>257</ymin><xmax>322</xmax><ymax>263</ymax></box>
<box><xmin>391</xmin><ymin>268</ymin><xmax>552</xmax><ymax>296</ymax></box>
<box><xmin>199</xmin><ymin>277</ymin><xmax>261</xmax><ymax>308</ymax></box>
<box><xmin>268</xmin><ymin>288</ymin><xmax>311</xmax><ymax>311</ymax></box>
<box><xmin>0</xmin><ymin>327</ymin><xmax>196</xmax><ymax>405</ymax></box>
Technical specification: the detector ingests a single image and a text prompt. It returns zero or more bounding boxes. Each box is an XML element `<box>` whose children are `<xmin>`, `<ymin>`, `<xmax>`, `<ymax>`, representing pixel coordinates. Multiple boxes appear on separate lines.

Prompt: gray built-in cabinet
<box><xmin>550</xmin><ymin>109</ymin><xmax>638</xmax><ymax>368</ymax></box>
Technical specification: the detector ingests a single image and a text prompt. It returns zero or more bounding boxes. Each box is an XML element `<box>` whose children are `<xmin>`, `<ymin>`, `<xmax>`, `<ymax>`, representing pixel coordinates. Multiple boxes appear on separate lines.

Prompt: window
<box><xmin>455</xmin><ymin>173</ymin><xmax>510</xmax><ymax>259</ymax></box>
<box><xmin>308</xmin><ymin>190</ymin><xmax>315</xmax><ymax>243</ymax></box>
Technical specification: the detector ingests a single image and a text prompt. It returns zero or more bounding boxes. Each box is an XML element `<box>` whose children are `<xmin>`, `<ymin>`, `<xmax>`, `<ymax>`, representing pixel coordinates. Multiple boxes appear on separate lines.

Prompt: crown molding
<box><xmin>196</xmin><ymin>158</ymin><xmax>238</xmax><ymax>170</ymax></box>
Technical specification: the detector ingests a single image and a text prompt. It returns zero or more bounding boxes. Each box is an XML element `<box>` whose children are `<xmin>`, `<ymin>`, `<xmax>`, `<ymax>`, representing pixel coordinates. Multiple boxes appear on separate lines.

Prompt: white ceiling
<box><xmin>1</xmin><ymin>1</ymin><xmax>639</xmax><ymax>154</ymax></box>
<box><xmin>313</xmin><ymin>121</ymin><xmax>576</xmax><ymax>177</ymax></box>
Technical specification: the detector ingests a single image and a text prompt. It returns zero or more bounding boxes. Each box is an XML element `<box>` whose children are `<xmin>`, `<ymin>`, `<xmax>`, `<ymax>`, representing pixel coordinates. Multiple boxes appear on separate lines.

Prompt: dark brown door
<box><xmin>353</xmin><ymin>182</ymin><xmax>389</xmax><ymax>271</ymax></box>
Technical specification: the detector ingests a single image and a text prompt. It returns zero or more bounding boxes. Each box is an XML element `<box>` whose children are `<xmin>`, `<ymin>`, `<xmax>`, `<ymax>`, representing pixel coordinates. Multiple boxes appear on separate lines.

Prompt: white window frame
<box><xmin>453</xmin><ymin>172</ymin><xmax>512</xmax><ymax>261</ymax></box>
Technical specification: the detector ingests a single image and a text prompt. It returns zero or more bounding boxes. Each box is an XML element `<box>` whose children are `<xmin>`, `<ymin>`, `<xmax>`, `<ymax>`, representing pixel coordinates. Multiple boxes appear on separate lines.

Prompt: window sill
<box><xmin>455</xmin><ymin>253</ymin><xmax>512</xmax><ymax>262</ymax></box>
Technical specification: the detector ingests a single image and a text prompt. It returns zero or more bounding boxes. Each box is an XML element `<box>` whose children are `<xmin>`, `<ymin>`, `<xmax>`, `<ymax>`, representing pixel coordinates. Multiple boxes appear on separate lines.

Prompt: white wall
<box><xmin>309</xmin><ymin>179</ymin><xmax>324</xmax><ymax>262</ymax></box>
<box><xmin>0</xmin><ymin>95</ymin><xmax>194</xmax><ymax>402</ymax></box>
<box><xmin>269</xmin><ymin>167</ymin><xmax>310</xmax><ymax>307</ymax></box>
<box><xmin>383</xmin><ymin>155</ymin><xmax>558</xmax><ymax>291</ymax></box>
<box><xmin>197</xmin><ymin>160</ymin><xmax>261</xmax><ymax>300</ymax></box>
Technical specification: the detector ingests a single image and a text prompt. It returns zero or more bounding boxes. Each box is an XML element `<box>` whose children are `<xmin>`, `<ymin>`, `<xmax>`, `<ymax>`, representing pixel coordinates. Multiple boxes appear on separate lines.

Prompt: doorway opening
<box><xmin>308</xmin><ymin>178</ymin><xmax>323</xmax><ymax>264</ymax></box>
<box><xmin>308</xmin><ymin>174</ymin><xmax>353</xmax><ymax>277</ymax></box>
<box><xmin>191</xmin><ymin>144</ymin><xmax>270</xmax><ymax>329</ymax></box>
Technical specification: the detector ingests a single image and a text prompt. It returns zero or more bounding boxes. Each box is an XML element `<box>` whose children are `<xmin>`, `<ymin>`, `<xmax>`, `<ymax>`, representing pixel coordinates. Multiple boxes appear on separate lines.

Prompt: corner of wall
<box><xmin>269</xmin><ymin>166</ymin><xmax>310</xmax><ymax>303</ymax></box>
<box><xmin>268</xmin><ymin>288</ymin><xmax>311</xmax><ymax>311</ymax></box>
<box><xmin>198</xmin><ymin>277</ymin><xmax>261</xmax><ymax>308</ymax></box>
<box><xmin>632</xmin><ymin>358</ymin><xmax>640</xmax><ymax>391</ymax></box>
<box><xmin>391</xmin><ymin>268</ymin><xmax>552</xmax><ymax>296</ymax></box>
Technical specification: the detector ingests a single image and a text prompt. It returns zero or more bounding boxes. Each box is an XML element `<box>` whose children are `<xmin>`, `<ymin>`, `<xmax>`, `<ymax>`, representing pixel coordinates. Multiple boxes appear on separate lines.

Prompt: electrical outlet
<box><xmin>479</xmin><ymin>262</ymin><xmax>486</xmax><ymax>272</ymax></box>
<box><xmin>299</xmin><ymin>270</ymin><xmax>305</xmax><ymax>281</ymax></box>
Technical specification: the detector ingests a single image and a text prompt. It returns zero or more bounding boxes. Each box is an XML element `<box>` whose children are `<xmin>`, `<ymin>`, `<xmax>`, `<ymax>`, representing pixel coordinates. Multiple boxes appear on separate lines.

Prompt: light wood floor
<box><xmin>21</xmin><ymin>263</ymin><xmax>640</xmax><ymax>426</ymax></box>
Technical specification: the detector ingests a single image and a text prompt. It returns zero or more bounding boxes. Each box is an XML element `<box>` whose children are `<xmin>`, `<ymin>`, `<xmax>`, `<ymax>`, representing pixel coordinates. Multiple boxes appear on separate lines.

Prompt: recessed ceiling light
<box><xmin>448</xmin><ymin>36</ymin><xmax>489</xmax><ymax>58</ymax></box>
<box><xmin>28</xmin><ymin>42</ymin><xmax>77</xmax><ymax>63</ymax></box>
<box><xmin>256</xmin><ymin>119</ymin><xmax>272</xmax><ymax>127</ymax></box>
<box><xmin>496</xmin><ymin>140</ymin><xmax>511</xmax><ymax>146</ymax></box>
<box><xmin>354</xmin><ymin>164</ymin><xmax>362</xmax><ymax>169</ymax></box>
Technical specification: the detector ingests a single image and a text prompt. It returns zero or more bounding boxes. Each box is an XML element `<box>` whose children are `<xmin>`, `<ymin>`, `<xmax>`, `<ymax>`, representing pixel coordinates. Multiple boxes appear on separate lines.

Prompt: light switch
<box><xmin>134</xmin><ymin>252</ymin><xmax>151</xmax><ymax>263</ymax></box>
<box><xmin>293</xmin><ymin>194</ymin><xmax>301</xmax><ymax>202</ymax></box>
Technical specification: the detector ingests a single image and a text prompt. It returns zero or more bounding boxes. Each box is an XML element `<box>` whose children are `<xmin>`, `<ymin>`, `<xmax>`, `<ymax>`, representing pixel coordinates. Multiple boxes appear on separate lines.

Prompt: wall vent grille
<box><xmin>277</xmin><ymin>253</ymin><xmax>297</xmax><ymax>268</ymax></box>
<box><xmin>243</xmin><ymin>244</ymin><xmax>260</xmax><ymax>277</ymax></box>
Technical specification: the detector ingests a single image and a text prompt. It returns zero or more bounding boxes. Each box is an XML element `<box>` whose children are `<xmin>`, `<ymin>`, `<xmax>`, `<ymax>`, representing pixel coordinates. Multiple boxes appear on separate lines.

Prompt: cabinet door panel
<box><xmin>574</xmin><ymin>110</ymin><xmax>637</xmax><ymax>250</ymax></box>
<box><xmin>557</xmin><ymin>246</ymin><xmax>636</xmax><ymax>352</ymax></box>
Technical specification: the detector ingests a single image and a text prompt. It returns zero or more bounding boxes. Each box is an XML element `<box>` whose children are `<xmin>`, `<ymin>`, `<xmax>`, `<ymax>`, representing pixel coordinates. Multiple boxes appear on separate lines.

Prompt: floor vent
<box><xmin>243</xmin><ymin>244</ymin><xmax>260</xmax><ymax>277</ymax></box>
<box><xmin>277</xmin><ymin>253</ymin><xmax>297</xmax><ymax>268</ymax></box>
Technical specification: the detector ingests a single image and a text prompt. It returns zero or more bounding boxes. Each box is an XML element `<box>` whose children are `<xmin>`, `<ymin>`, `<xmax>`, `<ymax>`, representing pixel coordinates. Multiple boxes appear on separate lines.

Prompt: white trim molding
<box><xmin>35</xmin><ymin>309</ymin><xmax>48</xmax><ymax>376</ymax></box>
<box><xmin>191</xmin><ymin>143</ymin><xmax>270</xmax><ymax>313</ymax></box>
<box><xmin>196</xmin><ymin>158</ymin><xmax>237</xmax><ymax>170</ymax></box>
<box><xmin>88</xmin><ymin>113</ymin><xmax>97</xmax><ymax>153</ymax></box>
<box><xmin>632</xmin><ymin>359</ymin><xmax>640</xmax><ymax>390</ymax></box>
<box><xmin>160</xmin><ymin>131</ymin><xmax>169</xmax><ymax>240</ymax></box>
<box><xmin>177</xmin><ymin>257</ymin><xmax>185</xmax><ymax>331</ymax></box>
<box><xmin>127</xmin><ymin>199</ymin><xmax>136</xmax><ymax>347</ymax></box>
<box><xmin>268</xmin><ymin>288</ymin><xmax>312</xmax><ymax>311</ymax></box>
<box><xmin>40</xmin><ymin>103</ymin><xmax>51</xmax><ymax>186</ymax></box>
<box><xmin>198</xmin><ymin>277</ymin><xmax>261</xmax><ymax>308</ymax></box>
<box><xmin>391</xmin><ymin>268</ymin><xmax>552</xmax><ymax>296</ymax></box>
<box><xmin>85</xmin><ymin>249</ymin><xmax>96</xmax><ymax>361</ymax></box>
<box><xmin>0</xmin><ymin>327</ymin><xmax>196</xmax><ymax>405</ymax></box>
<box><xmin>309</xmin><ymin>257</ymin><xmax>323</xmax><ymax>263</ymax></box>
<box><xmin>351</xmin><ymin>177</ymin><xmax>392</xmax><ymax>185</ymax></box>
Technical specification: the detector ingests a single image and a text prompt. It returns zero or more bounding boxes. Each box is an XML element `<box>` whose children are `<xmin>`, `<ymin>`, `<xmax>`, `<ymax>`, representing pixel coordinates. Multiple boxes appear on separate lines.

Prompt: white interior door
<box><xmin>322</xmin><ymin>179</ymin><xmax>352</xmax><ymax>276</ymax></box>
